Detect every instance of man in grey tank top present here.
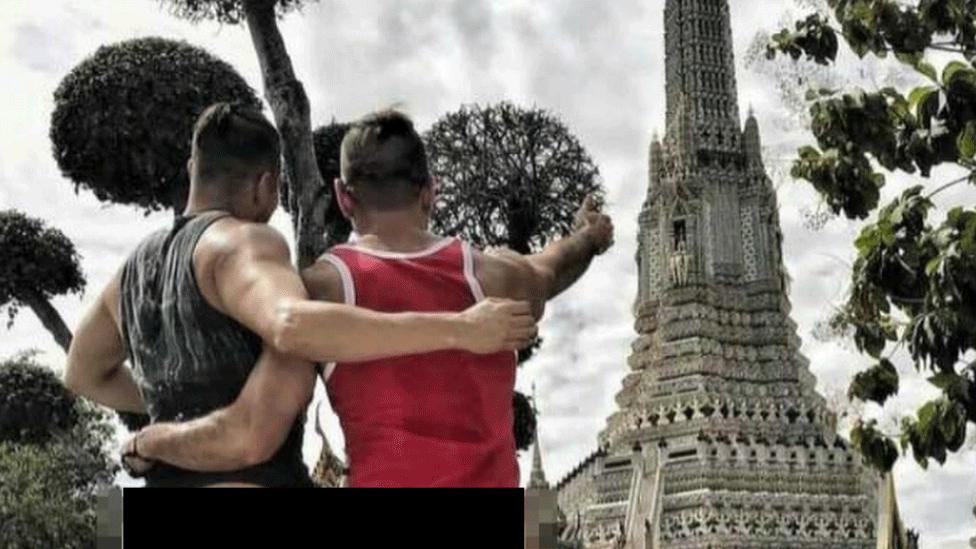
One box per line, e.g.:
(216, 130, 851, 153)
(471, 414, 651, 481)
(63, 102, 538, 487)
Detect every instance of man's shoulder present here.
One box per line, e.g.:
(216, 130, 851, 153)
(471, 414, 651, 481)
(198, 218, 289, 259)
(121, 226, 171, 272)
(471, 245, 530, 277)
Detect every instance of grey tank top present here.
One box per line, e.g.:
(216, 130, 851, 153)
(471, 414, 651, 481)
(120, 210, 311, 487)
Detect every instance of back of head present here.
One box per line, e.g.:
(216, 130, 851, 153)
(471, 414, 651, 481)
(191, 102, 281, 188)
(340, 109, 431, 210)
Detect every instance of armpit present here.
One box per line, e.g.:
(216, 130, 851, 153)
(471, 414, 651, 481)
(300, 260, 345, 303)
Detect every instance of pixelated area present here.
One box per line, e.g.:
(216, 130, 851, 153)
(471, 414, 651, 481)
(525, 489, 559, 549)
(96, 485, 122, 549)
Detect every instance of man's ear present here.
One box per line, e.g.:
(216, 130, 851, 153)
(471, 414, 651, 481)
(420, 177, 436, 214)
(256, 171, 277, 205)
(334, 178, 354, 220)
(186, 158, 194, 178)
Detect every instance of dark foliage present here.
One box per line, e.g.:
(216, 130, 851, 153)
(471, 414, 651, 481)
(767, 0, 976, 471)
(513, 389, 538, 452)
(517, 336, 543, 365)
(425, 102, 603, 254)
(849, 358, 900, 406)
(156, 0, 315, 25)
(0, 354, 118, 548)
(851, 419, 900, 473)
(51, 37, 261, 213)
(0, 210, 84, 327)
(0, 353, 78, 444)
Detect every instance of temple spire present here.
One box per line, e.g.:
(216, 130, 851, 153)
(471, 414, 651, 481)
(664, 0, 742, 159)
(528, 383, 550, 490)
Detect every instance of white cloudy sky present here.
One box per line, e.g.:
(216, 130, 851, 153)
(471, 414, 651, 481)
(1, 1, 974, 546)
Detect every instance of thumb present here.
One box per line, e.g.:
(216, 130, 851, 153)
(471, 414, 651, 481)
(581, 194, 597, 212)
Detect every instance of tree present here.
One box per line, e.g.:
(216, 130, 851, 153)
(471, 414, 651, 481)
(0, 351, 79, 444)
(426, 102, 604, 450)
(50, 36, 258, 430)
(0, 211, 84, 353)
(426, 102, 603, 255)
(766, 0, 976, 472)
(157, 0, 333, 267)
(0, 353, 117, 548)
(744, 0, 920, 231)
(51, 36, 262, 214)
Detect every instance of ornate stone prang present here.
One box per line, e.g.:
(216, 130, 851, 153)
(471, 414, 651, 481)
(556, 0, 880, 547)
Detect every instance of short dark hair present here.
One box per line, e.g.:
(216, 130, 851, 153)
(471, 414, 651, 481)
(191, 102, 281, 186)
(340, 109, 431, 210)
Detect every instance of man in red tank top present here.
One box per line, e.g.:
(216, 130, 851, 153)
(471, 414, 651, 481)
(302, 109, 614, 487)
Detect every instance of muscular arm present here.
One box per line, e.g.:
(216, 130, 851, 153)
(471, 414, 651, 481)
(475, 196, 613, 319)
(526, 231, 601, 299)
(136, 346, 315, 471)
(125, 222, 535, 474)
(63, 268, 145, 413)
(474, 234, 595, 320)
(206, 221, 534, 362)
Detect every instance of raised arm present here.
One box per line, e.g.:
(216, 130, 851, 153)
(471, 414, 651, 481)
(527, 195, 614, 298)
(63, 268, 145, 413)
(128, 345, 315, 472)
(474, 195, 614, 319)
(206, 220, 537, 363)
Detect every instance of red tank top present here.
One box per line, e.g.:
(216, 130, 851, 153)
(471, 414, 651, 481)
(322, 236, 519, 487)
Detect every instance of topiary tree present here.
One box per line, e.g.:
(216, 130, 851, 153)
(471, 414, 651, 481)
(0, 352, 117, 548)
(0, 211, 148, 431)
(425, 102, 604, 451)
(0, 351, 78, 444)
(156, 0, 332, 266)
(0, 211, 84, 353)
(425, 102, 603, 255)
(766, 0, 976, 472)
(51, 36, 262, 214)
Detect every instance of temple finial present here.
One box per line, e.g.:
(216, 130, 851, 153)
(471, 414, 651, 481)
(528, 382, 550, 489)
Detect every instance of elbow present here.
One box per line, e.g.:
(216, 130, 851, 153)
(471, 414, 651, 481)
(272, 300, 346, 362)
(271, 301, 304, 358)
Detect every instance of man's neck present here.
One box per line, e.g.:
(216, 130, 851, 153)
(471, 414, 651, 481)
(351, 212, 438, 253)
(183, 188, 235, 217)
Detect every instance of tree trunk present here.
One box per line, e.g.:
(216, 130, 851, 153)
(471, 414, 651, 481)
(20, 290, 72, 353)
(242, 0, 330, 268)
(241, 0, 339, 470)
